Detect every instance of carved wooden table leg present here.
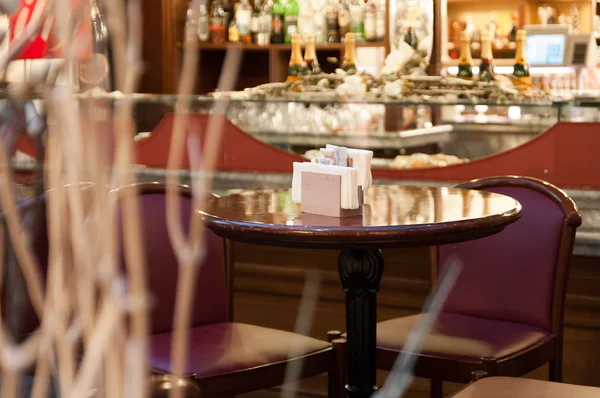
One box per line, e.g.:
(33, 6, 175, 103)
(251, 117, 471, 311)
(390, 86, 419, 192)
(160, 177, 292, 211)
(338, 249, 384, 398)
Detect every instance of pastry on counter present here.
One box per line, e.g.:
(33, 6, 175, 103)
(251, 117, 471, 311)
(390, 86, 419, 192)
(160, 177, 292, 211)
(390, 153, 467, 169)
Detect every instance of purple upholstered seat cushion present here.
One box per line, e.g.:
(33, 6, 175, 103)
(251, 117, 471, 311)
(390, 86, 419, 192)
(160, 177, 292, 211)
(150, 322, 331, 378)
(376, 313, 552, 360)
(134, 194, 229, 333)
(438, 186, 565, 332)
(453, 377, 600, 398)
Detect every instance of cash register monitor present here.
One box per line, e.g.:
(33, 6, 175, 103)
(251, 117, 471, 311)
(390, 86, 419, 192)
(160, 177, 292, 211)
(524, 25, 569, 66)
(566, 33, 595, 68)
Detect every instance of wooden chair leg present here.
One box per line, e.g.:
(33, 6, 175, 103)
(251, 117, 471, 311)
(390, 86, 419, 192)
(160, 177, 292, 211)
(327, 334, 346, 398)
(549, 358, 562, 382)
(430, 379, 443, 398)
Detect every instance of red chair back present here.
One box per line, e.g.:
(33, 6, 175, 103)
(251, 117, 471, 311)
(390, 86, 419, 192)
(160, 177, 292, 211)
(118, 183, 229, 334)
(437, 176, 581, 333)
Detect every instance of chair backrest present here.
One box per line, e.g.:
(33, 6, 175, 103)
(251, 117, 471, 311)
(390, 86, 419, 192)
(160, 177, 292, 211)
(436, 176, 581, 333)
(116, 183, 230, 334)
(3, 183, 94, 341)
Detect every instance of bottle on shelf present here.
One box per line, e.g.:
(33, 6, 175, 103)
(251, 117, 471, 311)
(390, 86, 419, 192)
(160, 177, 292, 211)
(325, 0, 339, 42)
(303, 34, 322, 74)
(364, 0, 376, 42)
(251, 0, 262, 43)
(209, 0, 227, 43)
(271, 0, 285, 43)
(457, 30, 473, 80)
(512, 29, 531, 91)
(478, 30, 495, 82)
(287, 33, 306, 82)
(222, 0, 232, 33)
(571, 3, 579, 33)
(237, 0, 253, 43)
(198, 3, 210, 42)
(228, 12, 240, 41)
(313, 0, 328, 43)
(338, 0, 350, 41)
(342, 32, 358, 73)
(375, 0, 385, 42)
(258, 0, 273, 44)
(508, 12, 518, 42)
(298, 0, 315, 38)
(184, 0, 199, 44)
(348, 0, 365, 40)
(284, 0, 299, 43)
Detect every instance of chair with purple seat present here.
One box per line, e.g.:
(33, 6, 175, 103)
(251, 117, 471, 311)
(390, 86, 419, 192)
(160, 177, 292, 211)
(114, 183, 345, 398)
(375, 176, 582, 398)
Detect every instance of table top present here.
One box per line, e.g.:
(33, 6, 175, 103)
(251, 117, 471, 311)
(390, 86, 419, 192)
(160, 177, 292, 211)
(200, 185, 522, 249)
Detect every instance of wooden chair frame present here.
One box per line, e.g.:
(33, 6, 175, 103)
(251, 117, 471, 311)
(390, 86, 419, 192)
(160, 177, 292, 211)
(376, 176, 582, 397)
(128, 183, 346, 398)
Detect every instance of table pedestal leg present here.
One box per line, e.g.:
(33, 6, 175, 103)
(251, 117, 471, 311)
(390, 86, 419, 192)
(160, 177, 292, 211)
(338, 249, 384, 398)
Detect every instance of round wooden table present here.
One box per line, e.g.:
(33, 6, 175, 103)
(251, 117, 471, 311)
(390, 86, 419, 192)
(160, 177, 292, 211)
(200, 185, 522, 397)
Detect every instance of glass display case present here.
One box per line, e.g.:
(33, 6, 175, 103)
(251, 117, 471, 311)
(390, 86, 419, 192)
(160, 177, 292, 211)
(10, 94, 600, 185)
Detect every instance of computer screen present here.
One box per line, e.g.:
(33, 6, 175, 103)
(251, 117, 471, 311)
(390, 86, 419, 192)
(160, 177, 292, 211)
(526, 33, 567, 65)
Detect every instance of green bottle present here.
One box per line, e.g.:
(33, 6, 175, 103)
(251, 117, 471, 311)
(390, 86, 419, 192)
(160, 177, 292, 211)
(271, 0, 285, 43)
(284, 0, 299, 43)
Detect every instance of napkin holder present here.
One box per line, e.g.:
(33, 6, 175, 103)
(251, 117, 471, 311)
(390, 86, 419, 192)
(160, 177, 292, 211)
(301, 171, 363, 218)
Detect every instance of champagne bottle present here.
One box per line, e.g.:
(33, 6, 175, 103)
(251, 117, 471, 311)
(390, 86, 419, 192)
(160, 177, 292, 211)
(287, 33, 305, 82)
(478, 30, 495, 82)
(271, 0, 285, 43)
(342, 32, 357, 73)
(303, 34, 322, 74)
(512, 29, 531, 91)
(457, 30, 473, 80)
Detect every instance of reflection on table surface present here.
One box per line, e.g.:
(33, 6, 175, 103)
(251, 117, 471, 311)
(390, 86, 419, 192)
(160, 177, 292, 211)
(202, 185, 520, 229)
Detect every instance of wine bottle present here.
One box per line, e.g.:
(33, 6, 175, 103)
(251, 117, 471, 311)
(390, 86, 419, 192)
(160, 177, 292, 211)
(512, 29, 531, 91)
(457, 30, 473, 80)
(287, 33, 305, 82)
(303, 34, 322, 74)
(342, 32, 357, 73)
